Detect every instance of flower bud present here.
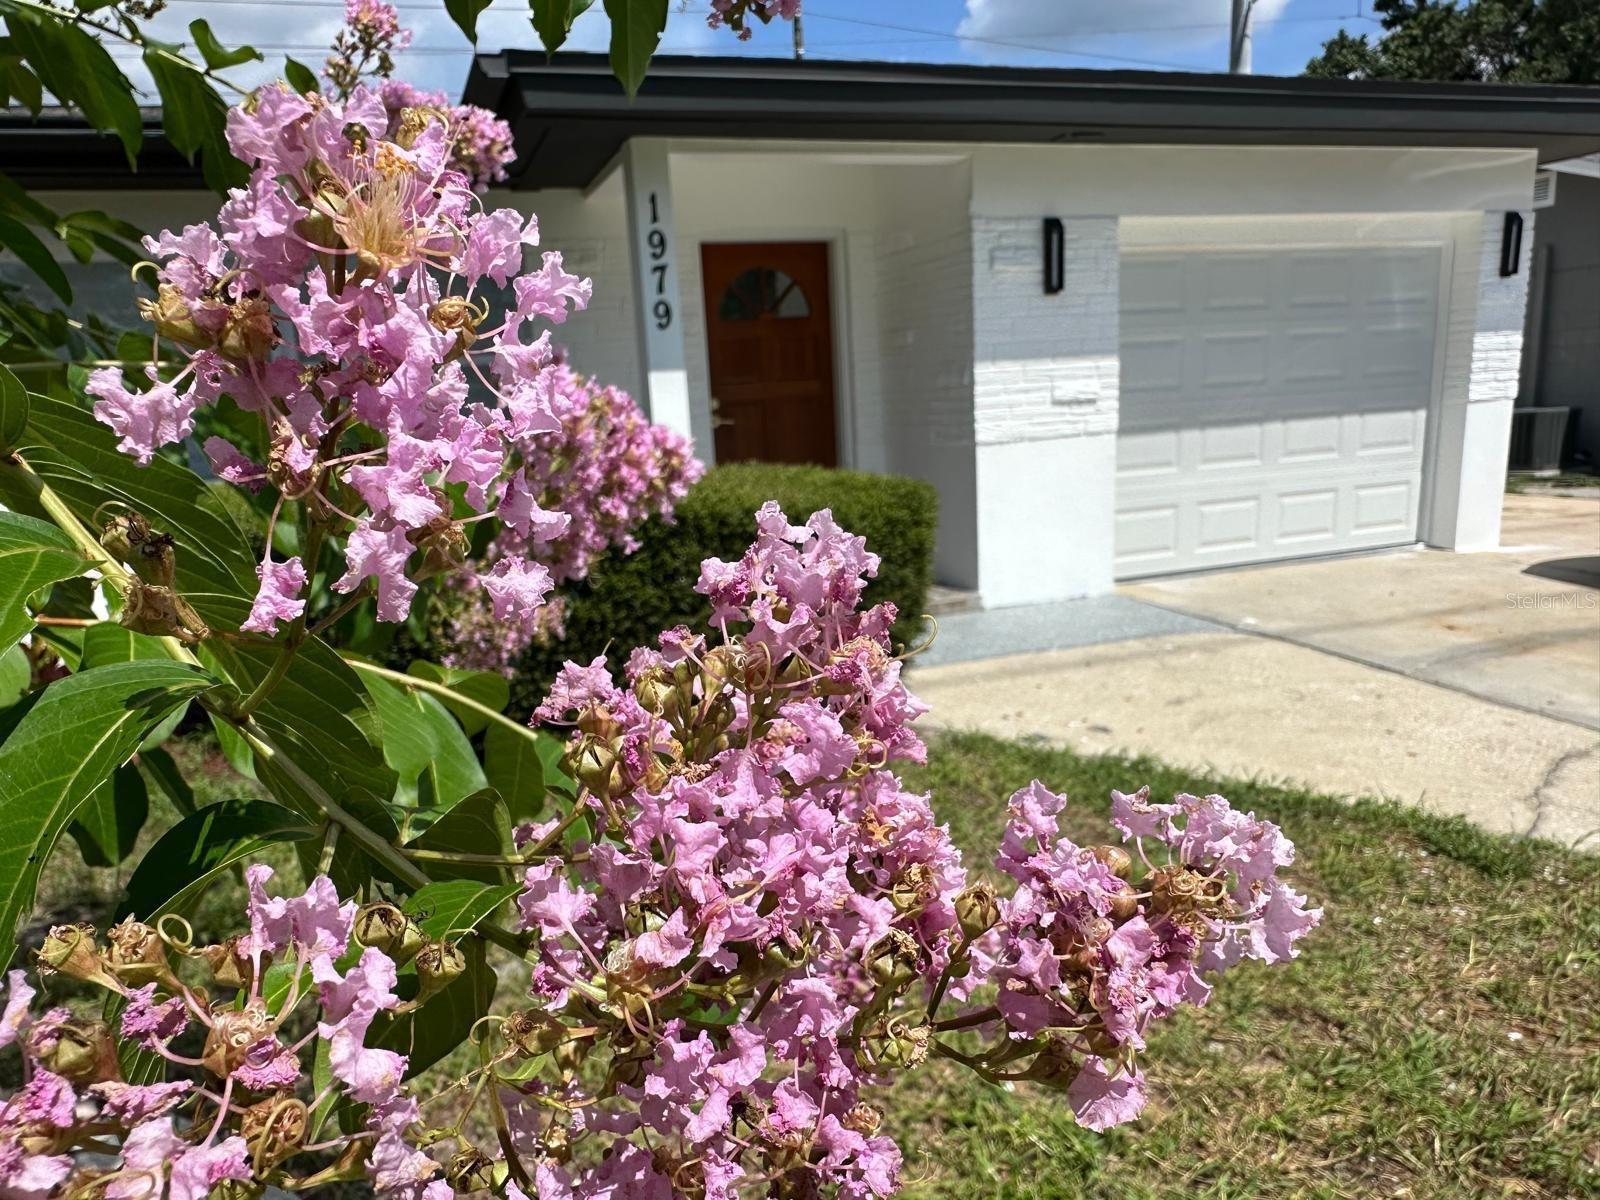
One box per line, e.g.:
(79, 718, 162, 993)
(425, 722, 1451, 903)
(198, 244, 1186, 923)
(413, 517, 469, 581)
(865, 929, 921, 993)
(571, 739, 618, 799)
(445, 1147, 496, 1194)
(954, 881, 1001, 940)
(632, 669, 676, 718)
(1090, 844, 1134, 880)
(354, 902, 424, 966)
(413, 939, 466, 1004)
(36, 924, 118, 990)
(106, 919, 177, 988)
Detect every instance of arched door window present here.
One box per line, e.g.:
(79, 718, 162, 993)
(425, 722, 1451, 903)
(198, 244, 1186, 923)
(717, 267, 811, 321)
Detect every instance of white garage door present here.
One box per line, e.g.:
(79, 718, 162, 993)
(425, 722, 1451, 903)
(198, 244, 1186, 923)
(1115, 245, 1441, 577)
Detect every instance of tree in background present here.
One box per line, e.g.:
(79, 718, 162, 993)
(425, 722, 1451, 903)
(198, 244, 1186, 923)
(1305, 0, 1600, 84)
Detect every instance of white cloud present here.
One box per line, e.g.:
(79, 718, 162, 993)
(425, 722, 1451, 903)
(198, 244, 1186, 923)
(957, 0, 1291, 65)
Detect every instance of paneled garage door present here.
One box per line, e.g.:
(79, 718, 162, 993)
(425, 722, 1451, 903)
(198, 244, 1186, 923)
(1115, 245, 1441, 578)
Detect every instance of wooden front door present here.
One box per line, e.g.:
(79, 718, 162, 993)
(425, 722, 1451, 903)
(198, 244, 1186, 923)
(700, 242, 837, 466)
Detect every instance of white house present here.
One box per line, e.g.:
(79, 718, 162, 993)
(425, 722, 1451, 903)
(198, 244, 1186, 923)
(13, 55, 1600, 607)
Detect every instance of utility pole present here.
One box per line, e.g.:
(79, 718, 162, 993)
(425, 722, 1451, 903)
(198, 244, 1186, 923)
(793, 11, 805, 59)
(1229, 0, 1253, 73)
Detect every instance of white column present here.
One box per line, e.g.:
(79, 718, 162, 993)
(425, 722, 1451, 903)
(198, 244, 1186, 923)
(970, 216, 1120, 606)
(1426, 209, 1534, 551)
(620, 139, 693, 438)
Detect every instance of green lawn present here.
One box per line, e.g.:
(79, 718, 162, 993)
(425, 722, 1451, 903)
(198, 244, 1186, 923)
(893, 732, 1600, 1200)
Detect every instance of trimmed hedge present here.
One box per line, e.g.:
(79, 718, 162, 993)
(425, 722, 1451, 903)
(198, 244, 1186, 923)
(500, 463, 938, 716)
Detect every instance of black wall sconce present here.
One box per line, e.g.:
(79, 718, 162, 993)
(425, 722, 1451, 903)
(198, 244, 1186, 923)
(1043, 217, 1065, 295)
(1499, 211, 1523, 277)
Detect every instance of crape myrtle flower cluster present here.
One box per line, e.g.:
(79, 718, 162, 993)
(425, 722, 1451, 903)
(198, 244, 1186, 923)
(0, 868, 451, 1200)
(440, 363, 703, 674)
(707, 0, 802, 40)
(0, 507, 1317, 1200)
(85, 75, 599, 641)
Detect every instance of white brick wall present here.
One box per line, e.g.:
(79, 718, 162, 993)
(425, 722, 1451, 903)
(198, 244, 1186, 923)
(971, 217, 1119, 445)
(1468, 210, 1534, 404)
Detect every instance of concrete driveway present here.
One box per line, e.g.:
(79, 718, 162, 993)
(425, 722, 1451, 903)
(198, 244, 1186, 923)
(910, 494, 1600, 849)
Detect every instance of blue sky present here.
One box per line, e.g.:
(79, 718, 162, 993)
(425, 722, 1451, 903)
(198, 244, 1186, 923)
(110, 0, 1385, 99)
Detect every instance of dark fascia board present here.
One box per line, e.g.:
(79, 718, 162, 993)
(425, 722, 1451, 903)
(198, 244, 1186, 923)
(0, 111, 201, 190)
(466, 51, 1600, 190)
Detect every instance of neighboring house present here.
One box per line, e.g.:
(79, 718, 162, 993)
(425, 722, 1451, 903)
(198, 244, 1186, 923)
(1520, 154, 1600, 469)
(6, 56, 1600, 607)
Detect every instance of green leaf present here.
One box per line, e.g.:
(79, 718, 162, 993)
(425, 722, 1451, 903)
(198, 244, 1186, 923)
(403, 879, 520, 940)
(603, 0, 667, 97)
(188, 19, 261, 70)
(0, 1, 142, 164)
(484, 719, 545, 824)
(405, 661, 509, 736)
(0, 659, 212, 961)
(283, 57, 319, 95)
(81, 621, 190, 749)
(364, 674, 486, 811)
(531, 0, 595, 53)
(0, 361, 24, 455)
(17, 392, 260, 608)
(143, 43, 248, 195)
(446, 0, 494, 42)
(137, 745, 195, 817)
(118, 798, 314, 921)
(0, 55, 42, 114)
(208, 712, 256, 779)
(0, 510, 89, 652)
(66, 762, 148, 867)
(0, 213, 70, 303)
(403, 787, 511, 883)
(0, 644, 28, 709)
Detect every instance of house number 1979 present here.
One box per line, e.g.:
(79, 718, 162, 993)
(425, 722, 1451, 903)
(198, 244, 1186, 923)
(646, 191, 672, 331)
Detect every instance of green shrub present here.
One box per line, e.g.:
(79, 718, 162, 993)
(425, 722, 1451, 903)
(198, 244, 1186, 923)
(492, 463, 937, 716)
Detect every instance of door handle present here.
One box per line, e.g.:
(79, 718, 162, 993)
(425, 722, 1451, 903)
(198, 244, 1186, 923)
(710, 396, 735, 430)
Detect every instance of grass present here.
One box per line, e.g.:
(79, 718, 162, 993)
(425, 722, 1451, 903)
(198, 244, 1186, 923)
(1506, 471, 1600, 493)
(889, 732, 1600, 1200)
(23, 731, 1600, 1198)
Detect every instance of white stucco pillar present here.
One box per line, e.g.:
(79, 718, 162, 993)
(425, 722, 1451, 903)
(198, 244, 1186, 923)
(970, 216, 1120, 606)
(1425, 209, 1534, 552)
(620, 139, 693, 437)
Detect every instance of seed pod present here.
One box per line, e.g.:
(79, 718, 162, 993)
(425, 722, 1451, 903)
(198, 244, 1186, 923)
(354, 902, 424, 966)
(504, 1010, 570, 1058)
(445, 1147, 496, 1194)
(1090, 844, 1134, 879)
(859, 1021, 931, 1071)
(202, 1003, 274, 1077)
(954, 881, 1001, 939)
(1107, 885, 1140, 923)
(841, 1102, 883, 1136)
(106, 919, 177, 989)
(218, 296, 277, 361)
(36, 924, 117, 990)
(890, 863, 937, 915)
(865, 929, 921, 992)
(413, 939, 466, 1004)
(202, 936, 255, 990)
(240, 1095, 308, 1168)
(37, 1020, 119, 1083)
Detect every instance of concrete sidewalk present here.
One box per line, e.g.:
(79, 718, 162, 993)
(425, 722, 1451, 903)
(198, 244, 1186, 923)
(909, 495, 1600, 849)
